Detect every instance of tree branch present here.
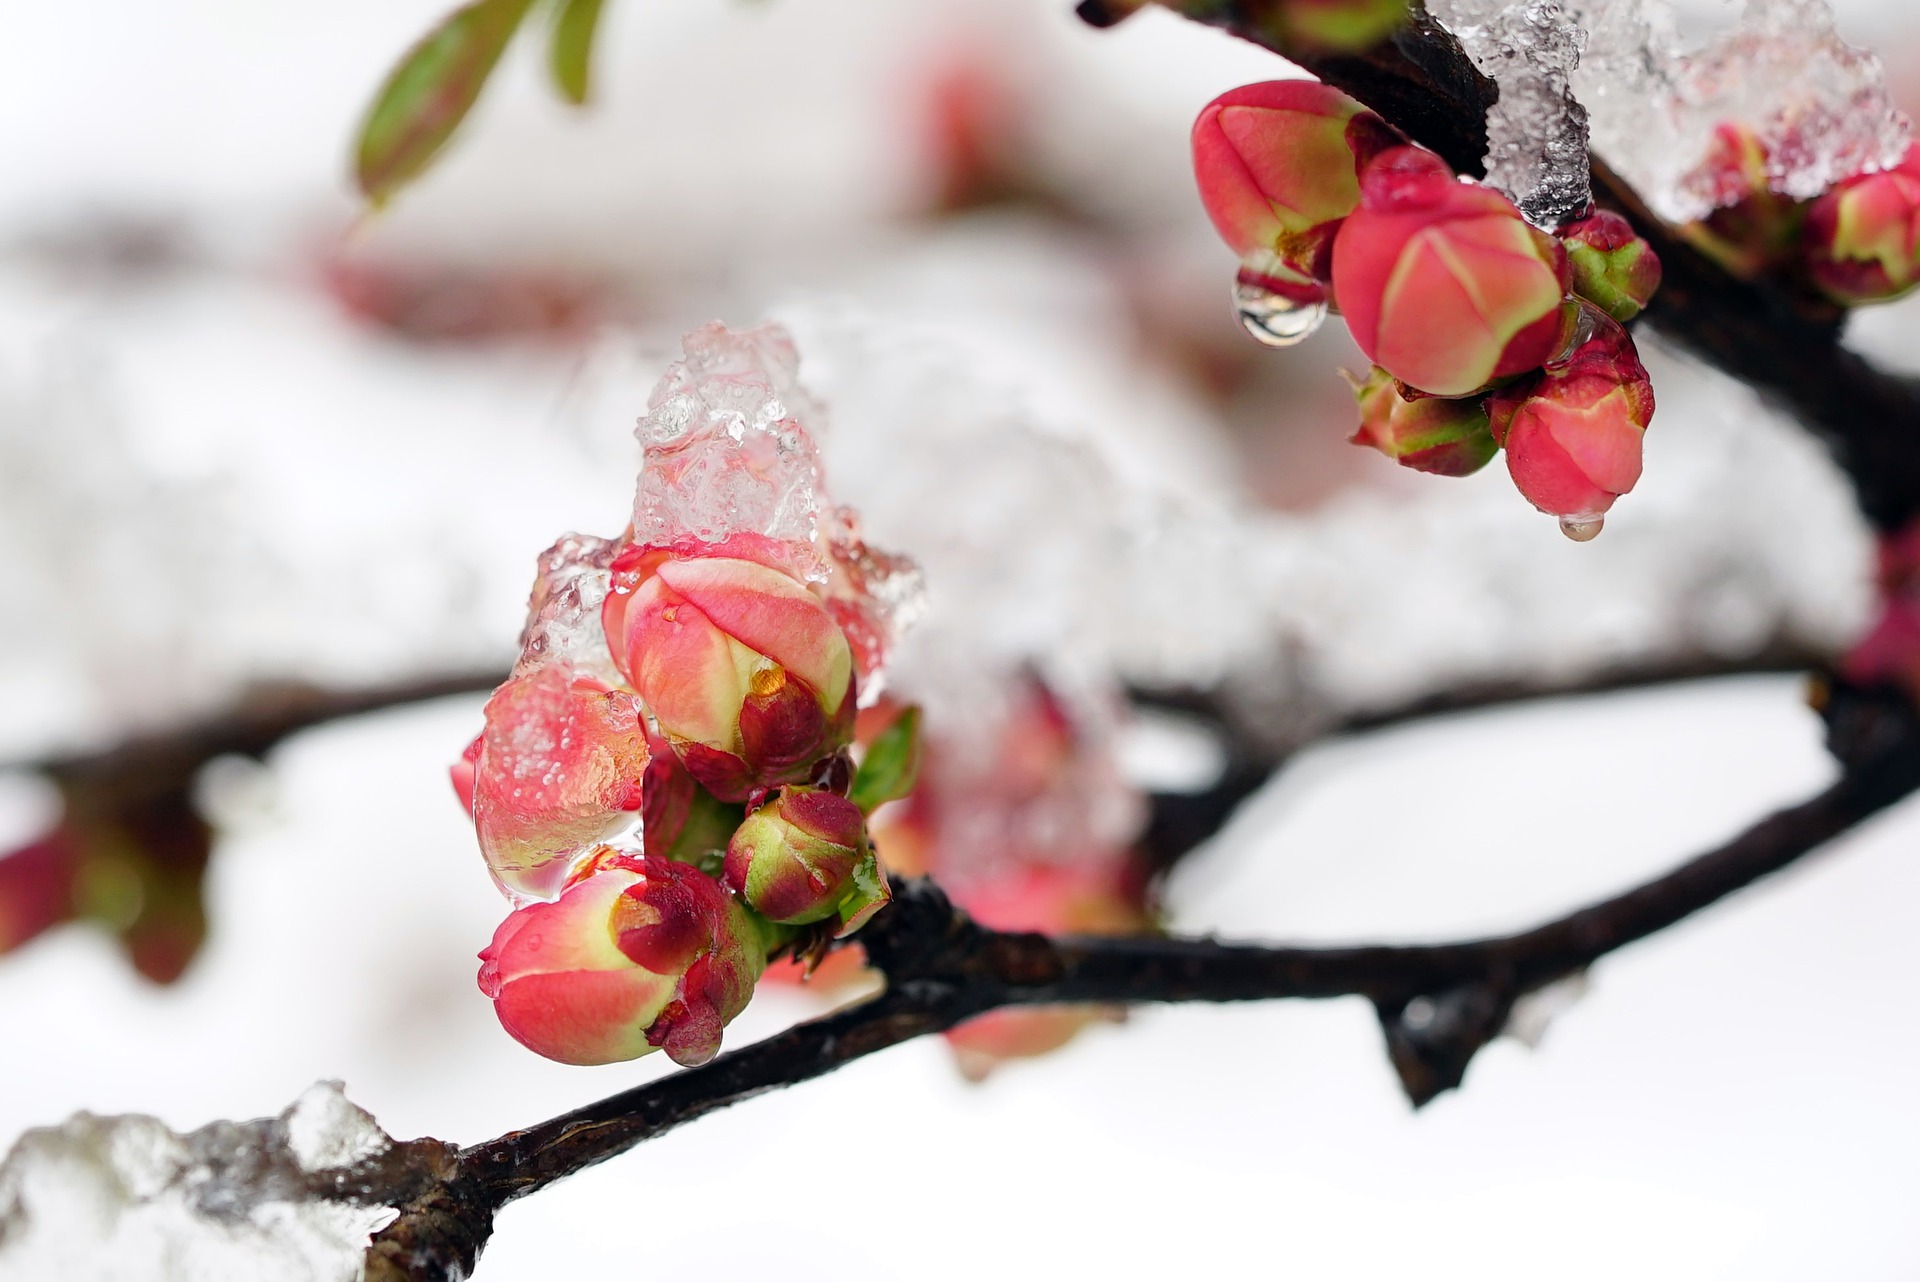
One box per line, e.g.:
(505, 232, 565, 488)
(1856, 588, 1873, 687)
(1141, 0, 1920, 530)
(365, 676, 1920, 1279)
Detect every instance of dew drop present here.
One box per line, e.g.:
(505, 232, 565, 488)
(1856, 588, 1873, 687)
(1233, 279, 1327, 348)
(1558, 514, 1604, 542)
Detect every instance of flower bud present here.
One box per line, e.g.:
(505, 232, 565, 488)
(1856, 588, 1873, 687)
(1192, 81, 1398, 285)
(1841, 520, 1920, 700)
(1677, 123, 1804, 278)
(470, 667, 647, 902)
(450, 733, 481, 816)
(1558, 211, 1662, 321)
(1803, 143, 1920, 305)
(1332, 147, 1570, 396)
(603, 545, 856, 803)
(725, 787, 889, 933)
(477, 850, 766, 1067)
(1489, 313, 1654, 535)
(641, 733, 744, 866)
(0, 828, 79, 955)
(1348, 366, 1497, 476)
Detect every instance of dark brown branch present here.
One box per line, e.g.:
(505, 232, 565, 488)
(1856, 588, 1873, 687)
(367, 678, 1920, 1279)
(1147, 0, 1920, 530)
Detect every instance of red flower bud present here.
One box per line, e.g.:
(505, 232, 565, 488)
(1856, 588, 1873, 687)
(471, 668, 647, 902)
(1842, 519, 1920, 700)
(1192, 81, 1398, 285)
(1804, 143, 1920, 305)
(1332, 147, 1570, 396)
(640, 733, 745, 866)
(477, 850, 766, 1067)
(1558, 211, 1663, 322)
(603, 545, 856, 803)
(1489, 312, 1654, 538)
(0, 828, 80, 955)
(450, 733, 481, 816)
(724, 787, 889, 933)
(1348, 366, 1497, 476)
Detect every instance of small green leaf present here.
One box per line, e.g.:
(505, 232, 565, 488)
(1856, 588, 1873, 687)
(355, 0, 537, 207)
(548, 0, 605, 106)
(849, 706, 921, 815)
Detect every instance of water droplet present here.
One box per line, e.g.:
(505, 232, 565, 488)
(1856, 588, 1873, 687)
(1558, 514, 1605, 541)
(1233, 280, 1327, 348)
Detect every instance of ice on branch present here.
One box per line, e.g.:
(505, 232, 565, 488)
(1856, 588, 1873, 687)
(1427, 0, 1592, 226)
(0, 1082, 445, 1282)
(1567, 0, 1908, 223)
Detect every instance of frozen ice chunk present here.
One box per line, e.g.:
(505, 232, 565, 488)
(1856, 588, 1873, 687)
(1569, 0, 1908, 223)
(1429, 0, 1592, 226)
(634, 323, 830, 554)
(0, 1082, 441, 1282)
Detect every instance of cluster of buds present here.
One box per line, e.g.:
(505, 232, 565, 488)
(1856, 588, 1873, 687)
(455, 325, 917, 1068)
(1677, 123, 1920, 308)
(1193, 80, 1664, 538)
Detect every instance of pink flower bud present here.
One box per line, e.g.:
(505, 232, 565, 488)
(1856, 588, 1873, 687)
(1558, 211, 1663, 321)
(1348, 366, 1497, 476)
(450, 733, 481, 816)
(1804, 143, 1920, 305)
(724, 787, 889, 933)
(477, 850, 767, 1067)
(1489, 313, 1654, 536)
(1192, 81, 1398, 284)
(1331, 146, 1570, 396)
(470, 668, 647, 902)
(603, 545, 856, 803)
(1842, 520, 1920, 699)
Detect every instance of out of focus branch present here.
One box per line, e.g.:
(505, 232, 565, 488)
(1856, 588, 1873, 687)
(366, 678, 1920, 1280)
(1121, 0, 1920, 530)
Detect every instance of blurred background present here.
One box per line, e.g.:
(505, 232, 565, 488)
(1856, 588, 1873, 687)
(4, 0, 1920, 1277)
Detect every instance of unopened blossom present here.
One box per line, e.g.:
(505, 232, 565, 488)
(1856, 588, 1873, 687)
(470, 667, 648, 902)
(1804, 144, 1920, 305)
(1489, 312, 1654, 536)
(1678, 123, 1805, 278)
(725, 787, 888, 933)
(1558, 211, 1663, 322)
(1348, 366, 1497, 476)
(1192, 80, 1399, 301)
(478, 849, 767, 1067)
(603, 541, 855, 803)
(1332, 146, 1569, 397)
(0, 829, 79, 955)
(640, 732, 744, 866)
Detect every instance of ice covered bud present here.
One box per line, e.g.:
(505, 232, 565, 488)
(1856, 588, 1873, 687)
(1559, 211, 1662, 322)
(1348, 366, 1496, 476)
(1489, 314, 1654, 537)
(1678, 124, 1805, 278)
(470, 668, 647, 901)
(725, 787, 888, 933)
(604, 545, 855, 803)
(450, 734, 480, 816)
(1332, 147, 1569, 397)
(477, 850, 766, 1067)
(1803, 144, 1920, 306)
(1192, 80, 1397, 295)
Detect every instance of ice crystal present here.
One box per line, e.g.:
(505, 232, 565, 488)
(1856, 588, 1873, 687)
(1567, 0, 1908, 223)
(514, 533, 622, 686)
(1428, 0, 1593, 226)
(0, 1083, 434, 1282)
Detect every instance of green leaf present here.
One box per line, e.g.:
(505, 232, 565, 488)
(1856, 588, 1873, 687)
(548, 0, 605, 106)
(849, 706, 921, 815)
(354, 0, 537, 207)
